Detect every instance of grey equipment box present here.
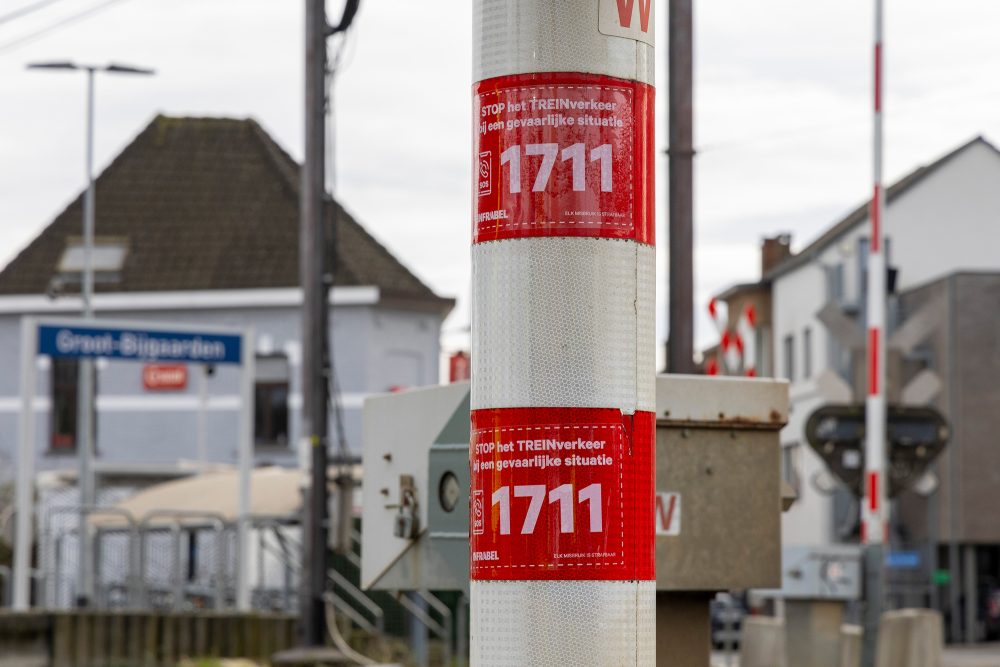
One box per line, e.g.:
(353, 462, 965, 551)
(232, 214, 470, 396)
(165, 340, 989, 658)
(654, 374, 788, 591)
(361, 375, 789, 594)
(777, 544, 862, 601)
(361, 382, 471, 591)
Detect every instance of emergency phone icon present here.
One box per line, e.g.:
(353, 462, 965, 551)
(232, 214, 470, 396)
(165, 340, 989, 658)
(478, 151, 492, 197)
(472, 489, 485, 535)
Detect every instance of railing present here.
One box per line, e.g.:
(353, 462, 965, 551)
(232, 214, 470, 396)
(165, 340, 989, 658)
(0, 565, 44, 609)
(395, 589, 452, 667)
(42, 505, 141, 609)
(327, 569, 385, 636)
(136, 509, 228, 611)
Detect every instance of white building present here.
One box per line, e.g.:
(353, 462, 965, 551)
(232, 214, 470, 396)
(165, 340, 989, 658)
(764, 136, 1000, 548)
(0, 115, 454, 609)
(0, 115, 454, 483)
(713, 137, 1000, 638)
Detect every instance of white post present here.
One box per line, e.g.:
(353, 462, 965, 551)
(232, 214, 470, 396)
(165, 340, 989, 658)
(197, 364, 209, 469)
(76, 66, 98, 607)
(13, 317, 38, 611)
(470, 1, 656, 663)
(236, 328, 255, 611)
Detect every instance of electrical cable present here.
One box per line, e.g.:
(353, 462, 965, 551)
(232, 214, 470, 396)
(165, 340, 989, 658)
(323, 2, 360, 461)
(323, 593, 379, 665)
(327, 0, 359, 35)
(0, 0, 68, 27)
(323, 5, 361, 579)
(325, 33, 350, 459)
(0, 0, 136, 55)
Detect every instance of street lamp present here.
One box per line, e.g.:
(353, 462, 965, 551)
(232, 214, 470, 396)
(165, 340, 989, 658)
(27, 61, 154, 608)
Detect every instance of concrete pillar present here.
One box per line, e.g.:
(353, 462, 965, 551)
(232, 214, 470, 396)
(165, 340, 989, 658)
(785, 600, 845, 667)
(839, 624, 861, 667)
(739, 616, 785, 667)
(875, 609, 944, 667)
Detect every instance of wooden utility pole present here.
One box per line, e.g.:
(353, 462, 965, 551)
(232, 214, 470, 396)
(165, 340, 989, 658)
(300, 0, 330, 646)
(667, 0, 695, 374)
(661, 4, 707, 663)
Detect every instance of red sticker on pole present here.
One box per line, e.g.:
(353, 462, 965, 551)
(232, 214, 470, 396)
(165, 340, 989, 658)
(473, 73, 654, 245)
(470, 407, 655, 581)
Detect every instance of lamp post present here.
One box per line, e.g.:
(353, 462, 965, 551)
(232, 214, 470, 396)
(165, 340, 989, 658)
(26, 61, 154, 607)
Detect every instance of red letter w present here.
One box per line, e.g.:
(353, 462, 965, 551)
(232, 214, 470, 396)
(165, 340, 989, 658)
(616, 0, 652, 33)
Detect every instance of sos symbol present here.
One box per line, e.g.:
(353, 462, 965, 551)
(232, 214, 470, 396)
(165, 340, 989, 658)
(473, 490, 485, 535)
(478, 151, 492, 197)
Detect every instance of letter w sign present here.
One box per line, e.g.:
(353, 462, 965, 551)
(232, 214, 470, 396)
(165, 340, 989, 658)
(599, 0, 655, 47)
(655, 492, 681, 536)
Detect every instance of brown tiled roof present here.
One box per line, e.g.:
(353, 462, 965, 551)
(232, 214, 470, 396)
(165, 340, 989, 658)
(0, 115, 452, 311)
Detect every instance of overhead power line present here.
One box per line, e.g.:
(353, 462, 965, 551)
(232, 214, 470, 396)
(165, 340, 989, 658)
(327, 0, 359, 35)
(0, 0, 136, 55)
(0, 0, 69, 27)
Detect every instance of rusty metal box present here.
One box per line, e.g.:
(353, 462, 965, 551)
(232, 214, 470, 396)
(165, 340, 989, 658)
(654, 375, 788, 591)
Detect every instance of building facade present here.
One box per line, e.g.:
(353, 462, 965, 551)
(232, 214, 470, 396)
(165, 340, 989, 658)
(713, 137, 1000, 640)
(0, 115, 453, 485)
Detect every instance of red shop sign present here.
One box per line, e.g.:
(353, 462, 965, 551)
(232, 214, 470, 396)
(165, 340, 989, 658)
(142, 364, 188, 391)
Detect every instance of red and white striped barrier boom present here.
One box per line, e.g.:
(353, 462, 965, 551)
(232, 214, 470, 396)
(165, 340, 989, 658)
(861, 1, 888, 664)
(864, 0, 888, 553)
(471, 0, 656, 664)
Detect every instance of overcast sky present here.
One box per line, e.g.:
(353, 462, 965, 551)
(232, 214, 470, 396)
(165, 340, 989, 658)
(3, 0, 1000, 361)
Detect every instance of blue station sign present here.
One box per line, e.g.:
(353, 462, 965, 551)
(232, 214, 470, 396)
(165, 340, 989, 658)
(885, 551, 922, 570)
(38, 323, 242, 365)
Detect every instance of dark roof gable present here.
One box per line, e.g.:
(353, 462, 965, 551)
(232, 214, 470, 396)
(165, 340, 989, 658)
(0, 115, 450, 308)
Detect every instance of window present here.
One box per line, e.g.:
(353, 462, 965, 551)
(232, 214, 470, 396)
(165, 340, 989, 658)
(50, 358, 78, 451)
(53, 237, 129, 289)
(57, 240, 128, 274)
(255, 355, 289, 447)
(756, 324, 773, 377)
(803, 327, 813, 379)
(782, 443, 802, 495)
(858, 238, 870, 321)
(783, 334, 795, 382)
(829, 263, 845, 304)
(755, 327, 765, 376)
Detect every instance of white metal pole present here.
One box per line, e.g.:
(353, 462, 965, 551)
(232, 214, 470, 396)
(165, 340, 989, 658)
(13, 317, 38, 611)
(862, 0, 888, 664)
(470, 1, 656, 663)
(82, 69, 95, 320)
(198, 365, 209, 469)
(236, 328, 255, 611)
(76, 66, 98, 607)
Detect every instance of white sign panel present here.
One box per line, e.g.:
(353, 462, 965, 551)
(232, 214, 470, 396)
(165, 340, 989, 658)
(655, 491, 681, 536)
(599, 0, 655, 47)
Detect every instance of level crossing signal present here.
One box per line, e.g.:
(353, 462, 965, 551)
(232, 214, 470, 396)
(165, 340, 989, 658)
(805, 404, 949, 499)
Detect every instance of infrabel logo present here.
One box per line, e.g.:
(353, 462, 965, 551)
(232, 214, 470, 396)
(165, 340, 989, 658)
(478, 151, 492, 197)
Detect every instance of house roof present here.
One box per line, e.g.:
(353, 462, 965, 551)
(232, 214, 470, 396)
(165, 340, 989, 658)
(716, 281, 768, 302)
(763, 135, 1000, 282)
(0, 115, 452, 312)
